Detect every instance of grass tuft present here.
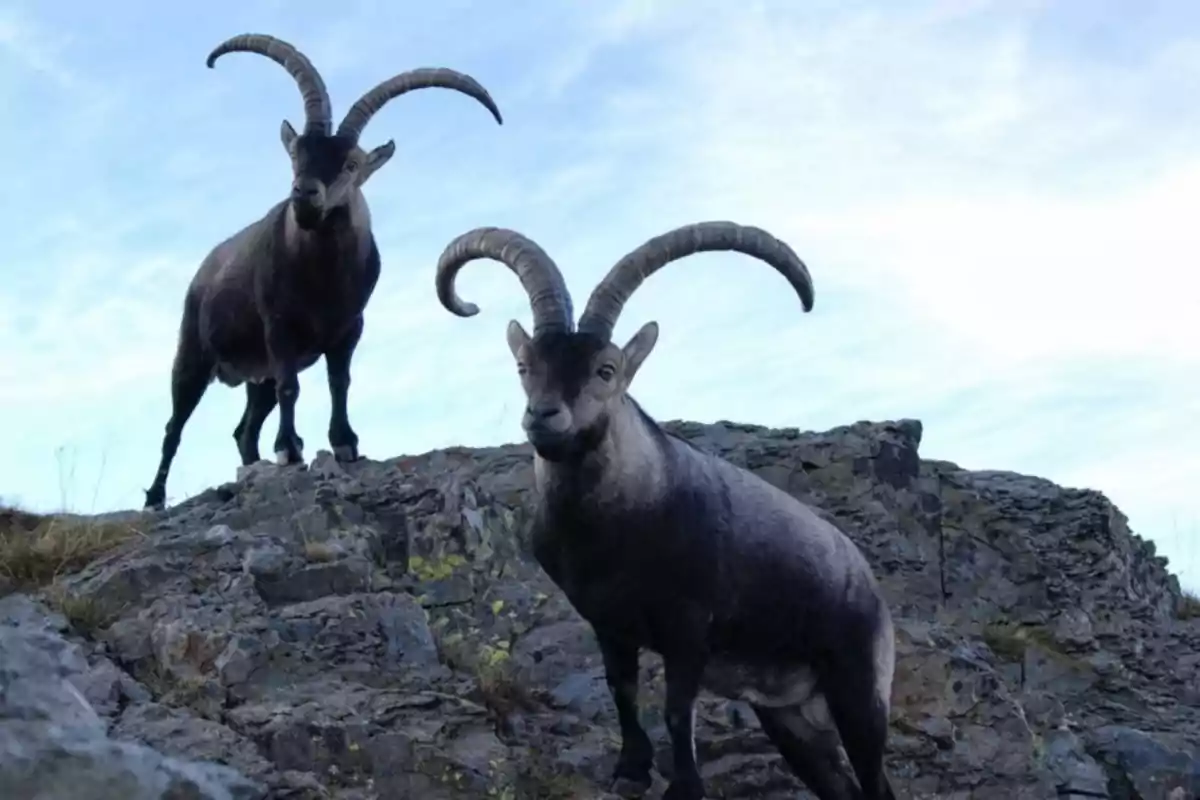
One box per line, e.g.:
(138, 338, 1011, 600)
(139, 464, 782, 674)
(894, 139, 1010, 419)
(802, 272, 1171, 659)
(42, 582, 126, 636)
(302, 538, 340, 563)
(982, 621, 1066, 662)
(1178, 591, 1200, 620)
(0, 504, 145, 592)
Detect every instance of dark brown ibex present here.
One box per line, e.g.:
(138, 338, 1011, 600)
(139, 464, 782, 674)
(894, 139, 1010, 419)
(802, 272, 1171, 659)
(145, 33, 503, 509)
(434, 223, 898, 800)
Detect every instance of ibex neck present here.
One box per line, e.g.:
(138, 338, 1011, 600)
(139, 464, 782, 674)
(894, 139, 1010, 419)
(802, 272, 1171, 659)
(534, 396, 667, 510)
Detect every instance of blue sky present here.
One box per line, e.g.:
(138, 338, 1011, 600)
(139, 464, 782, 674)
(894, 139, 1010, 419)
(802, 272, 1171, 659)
(1, 0, 1197, 590)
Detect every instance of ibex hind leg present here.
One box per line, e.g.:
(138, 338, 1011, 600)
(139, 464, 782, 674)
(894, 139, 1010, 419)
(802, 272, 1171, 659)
(145, 339, 213, 510)
(823, 663, 896, 800)
(753, 700, 864, 800)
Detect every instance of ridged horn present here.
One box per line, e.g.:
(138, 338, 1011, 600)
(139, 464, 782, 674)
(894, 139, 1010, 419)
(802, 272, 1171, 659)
(206, 34, 332, 135)
(337, 67, 503, 141)
(577, 221, 815, 340)
(435, 227, 574, 336)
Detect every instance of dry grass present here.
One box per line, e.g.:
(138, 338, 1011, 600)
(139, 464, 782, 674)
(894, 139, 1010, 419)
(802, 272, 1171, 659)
(431, 617, 541, 728)
(982, 621, 1063, 662)
(41, 582, 126, 636)
(1178, 591, 1200, 620)
(0, 504, 145, 592)
(474, 646, 541, 721)
(302, 538, 340, 562)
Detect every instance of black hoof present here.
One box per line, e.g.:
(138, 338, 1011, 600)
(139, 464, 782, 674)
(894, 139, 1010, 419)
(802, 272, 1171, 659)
(662, 777, 705, 800)
(237, 442, 261, 466)
(273, 445, 305, 466)
(610, 776, 652, 798)
(144, 488, 165, 510)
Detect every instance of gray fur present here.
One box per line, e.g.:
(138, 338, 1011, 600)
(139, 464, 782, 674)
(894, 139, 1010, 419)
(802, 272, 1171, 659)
(435, 221, 898, 799)
(143, 33, 503, 510)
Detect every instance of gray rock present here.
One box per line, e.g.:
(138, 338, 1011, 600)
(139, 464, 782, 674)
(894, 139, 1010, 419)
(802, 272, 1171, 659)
(1044, 728, 1110, 798)
(0, 598, 263, 799)
(1088, 725, 1200, 800)
(254, 558, 374, 606)
(2, 417, 1196, 798)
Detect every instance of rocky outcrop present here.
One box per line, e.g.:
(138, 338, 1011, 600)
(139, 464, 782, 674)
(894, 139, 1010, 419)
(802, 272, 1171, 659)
(0, 593, 261, 799)
(2, 418, 1198, 799)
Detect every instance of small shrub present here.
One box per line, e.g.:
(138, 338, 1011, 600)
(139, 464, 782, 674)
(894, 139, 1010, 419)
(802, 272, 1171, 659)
(302, 538, 340, 562)
(1177, 591, 1200, 620)
(510, 760, 598, 800)
(42, 582, 124, 636)
(431, 619, 540, 726)
(0, 505, 144, 591)
(479, 748, 599, 800)
(474, 643, 539, 720)
(982, 621, 1071, 660)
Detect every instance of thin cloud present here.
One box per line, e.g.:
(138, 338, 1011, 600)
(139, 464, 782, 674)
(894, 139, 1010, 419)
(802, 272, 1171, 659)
(0, 8, 77, 88)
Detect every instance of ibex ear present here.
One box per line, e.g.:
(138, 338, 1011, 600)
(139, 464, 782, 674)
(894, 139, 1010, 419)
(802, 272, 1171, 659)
(621, 321, 659, 382)
(506, 320, 531, 361)
(364, 140, 396, 176)
(280, 120, 298, 152)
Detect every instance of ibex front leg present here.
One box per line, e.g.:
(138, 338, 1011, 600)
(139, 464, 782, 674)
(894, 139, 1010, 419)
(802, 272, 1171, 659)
(266, 324, 305, 466)
(596, 632, 655, 796)
(325, 317, 363, 462)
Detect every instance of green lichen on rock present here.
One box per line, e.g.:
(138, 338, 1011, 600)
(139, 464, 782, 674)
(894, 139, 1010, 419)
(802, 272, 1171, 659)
(409, 552, 469, 582)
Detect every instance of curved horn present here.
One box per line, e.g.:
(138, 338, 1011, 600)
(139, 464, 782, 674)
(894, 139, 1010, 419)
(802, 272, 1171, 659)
(206, 34, 332, 135)
(436, 227, 574, 336)
(577, 221, 815, 340)
(337, 67, 503, 141)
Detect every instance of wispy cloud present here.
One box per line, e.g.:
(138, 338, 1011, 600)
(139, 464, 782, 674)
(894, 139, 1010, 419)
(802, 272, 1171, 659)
(0, 7, 78, 89)
(1, 0, 1197, 590)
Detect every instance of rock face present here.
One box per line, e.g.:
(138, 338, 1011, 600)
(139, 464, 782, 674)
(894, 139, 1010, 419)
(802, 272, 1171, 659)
(2, 418, 1198, 799)
(0, 593, 262, 800)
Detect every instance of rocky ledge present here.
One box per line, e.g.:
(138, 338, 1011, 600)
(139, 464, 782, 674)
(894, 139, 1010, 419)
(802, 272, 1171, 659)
(2, 418, 1198, 799)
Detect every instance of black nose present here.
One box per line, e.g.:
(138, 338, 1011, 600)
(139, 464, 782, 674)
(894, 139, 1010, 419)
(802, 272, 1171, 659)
(291, 179, 322, 201)
(528, 405, 561, 421)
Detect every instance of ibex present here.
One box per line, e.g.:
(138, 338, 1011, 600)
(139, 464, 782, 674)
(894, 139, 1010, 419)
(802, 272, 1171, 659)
(434, 222, 898, 800)
(144, 33, 503, 509)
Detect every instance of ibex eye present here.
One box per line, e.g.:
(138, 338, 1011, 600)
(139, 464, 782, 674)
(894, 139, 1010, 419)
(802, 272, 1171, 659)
(346, 161, 359, 172)
(596, 365, 616, 381)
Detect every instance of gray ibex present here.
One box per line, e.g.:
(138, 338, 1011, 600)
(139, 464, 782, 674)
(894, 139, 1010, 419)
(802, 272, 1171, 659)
(144, 33, 503, 509)
(434, 223, 898, 800)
